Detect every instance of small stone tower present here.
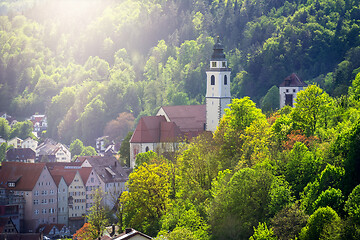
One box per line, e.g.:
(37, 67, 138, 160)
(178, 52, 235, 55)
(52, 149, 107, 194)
(206, 37, 231, 132)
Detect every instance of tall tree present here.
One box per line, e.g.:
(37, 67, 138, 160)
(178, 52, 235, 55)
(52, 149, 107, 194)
(120, 162, 171, 236)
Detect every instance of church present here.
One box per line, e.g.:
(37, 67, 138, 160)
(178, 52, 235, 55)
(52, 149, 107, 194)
(129, 37, 231, 168)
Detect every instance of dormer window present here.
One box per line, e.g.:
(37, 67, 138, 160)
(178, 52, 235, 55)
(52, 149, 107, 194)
(8, 182, 15, 187)
(212, 62, 217, 68)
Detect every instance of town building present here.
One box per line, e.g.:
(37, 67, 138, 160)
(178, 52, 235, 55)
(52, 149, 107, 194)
(6, 148, 36, 163)
(279, 73, 307, 108)
(129, 37, 231, 168)
(36, 139, 71, 162)
(7, 137, 23, 149)
(76, 156, 128, 210)
(0, 162, 57, 232)
(21, 137, 38, 152)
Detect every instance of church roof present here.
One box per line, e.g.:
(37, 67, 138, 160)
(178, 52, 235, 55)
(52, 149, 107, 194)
(158, 105, 206, 132)
(130, 114, 187, 143)
(279, 73, 307, 87)
(130, 116, 167, 143)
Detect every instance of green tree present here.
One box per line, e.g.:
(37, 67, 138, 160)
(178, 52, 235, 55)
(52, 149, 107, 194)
(299, 206, 342, 240)
(119, 131, 132, 167)
(9, 120, 35, 140)
(86, 188, 109, 239)
(208, 167, 273, 240)
(135, 151, 158, 168)
(285, 142, 321, 197)
(261, 85, 280, 113)
(291, 85, 334, 136)
(271, 202, 308, 240)
(344, 184, 360, 222)
(0, 118, 10, 140)
(0, 142, 7, 164)
(120, 162, 171, 236)
(81, 146, 97, 156)
(70, 139, 85, 158)
(250, 222, 277, 240)
(214, 97, 266, 169)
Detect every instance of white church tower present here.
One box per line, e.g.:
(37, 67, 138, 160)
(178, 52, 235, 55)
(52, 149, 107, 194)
(206, 37, 231, 132)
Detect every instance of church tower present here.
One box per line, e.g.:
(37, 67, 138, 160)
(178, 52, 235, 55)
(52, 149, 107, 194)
(206, 37, 231, 132)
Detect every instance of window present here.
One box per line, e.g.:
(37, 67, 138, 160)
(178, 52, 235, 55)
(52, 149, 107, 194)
(145, 146, 149, 152)
(33, 200, 39, 205)
(211, 75, 215, 85)
(42, 209, 46, 214)
(8, 182, 15, 187)
(293, 89, 296, 93)
(224, 75, 228, 85)
(222, 61, 226, 67)
(50, 190, 54, 195)
(212, 61, 216, 67)
(34, 191, 39, 196)
(286, 89, 289, 93)
(35, 210, 39, 215)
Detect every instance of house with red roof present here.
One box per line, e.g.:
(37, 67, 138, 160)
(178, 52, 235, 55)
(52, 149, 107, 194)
(0, 162, 57, 233)
(279, 73, 307, 108)
(129, 37, 232, 168)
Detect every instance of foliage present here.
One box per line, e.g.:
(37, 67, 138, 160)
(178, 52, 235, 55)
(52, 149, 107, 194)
(344, 184, 360, 222)
(0, 118, 10, 140)
(299, 206, 342, 240)
(291, 85, 334, 137)
(261, 85, 280, 113)
(86, 188, 109, 239)
(271, 202, 308, 240)
(208, 167, 274, 240)
(120, 162, 171, 237)
(249, 222, 277, 240)
(73, 223, 98, 240)
(9, 120, 35, 140)
(70, 139, 97, 160)
(135, 151, 158, 168)
(119, 131, 132, 167)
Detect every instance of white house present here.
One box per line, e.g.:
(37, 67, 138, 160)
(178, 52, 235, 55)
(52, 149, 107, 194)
(279, 73, 307, 109)
(8, 137, 23, 148)
(21, 137, 38, 152)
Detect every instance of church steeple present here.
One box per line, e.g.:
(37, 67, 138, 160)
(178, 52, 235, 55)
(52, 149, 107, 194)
(206, 37, 231, 132)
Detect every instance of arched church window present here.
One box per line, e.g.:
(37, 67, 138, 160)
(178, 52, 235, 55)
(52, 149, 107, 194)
(211, 75, 215, 85)
(224, 75, 228, 85)
(145, 146, 149, 152)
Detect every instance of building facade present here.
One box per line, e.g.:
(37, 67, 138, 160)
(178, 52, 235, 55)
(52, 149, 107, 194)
(206, 37, 231, 132)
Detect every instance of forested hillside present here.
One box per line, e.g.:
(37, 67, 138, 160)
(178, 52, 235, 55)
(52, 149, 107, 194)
(1, 0, 360, 145)
(2, 1, 360, 239)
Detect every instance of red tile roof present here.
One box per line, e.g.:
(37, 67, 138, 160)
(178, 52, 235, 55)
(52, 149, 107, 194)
(160, 121, 183, 142)
(279, 73, 307, 87)
(159, 105, 206, 132)
(130, 116, 167, 143)
(0, 162, 46, 191)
